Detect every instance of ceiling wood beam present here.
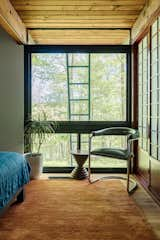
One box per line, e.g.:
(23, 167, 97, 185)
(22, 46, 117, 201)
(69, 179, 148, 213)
(30, 29, 129, 36)
(0, 0, 28, 43)
(29, 29, 130, 45)
(11, 4, 144, 11)
(30, 39, 127, 45)
(19, 10, 139, 29)
(131, 0, 160, 43)
(21, 15, 137, 21)
(25, 23, 134, 29)
(18, 10, 140, 17)
(11, 0, 146, 7)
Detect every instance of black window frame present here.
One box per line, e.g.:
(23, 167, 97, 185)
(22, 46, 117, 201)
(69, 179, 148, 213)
(24, 45, 131, 173)
(24, 45, 131, 133)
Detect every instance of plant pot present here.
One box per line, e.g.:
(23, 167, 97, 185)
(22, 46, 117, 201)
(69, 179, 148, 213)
(24, 153, 43, 180)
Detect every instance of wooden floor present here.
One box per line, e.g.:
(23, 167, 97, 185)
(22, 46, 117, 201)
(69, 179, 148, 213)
(41, 173, 160, 239)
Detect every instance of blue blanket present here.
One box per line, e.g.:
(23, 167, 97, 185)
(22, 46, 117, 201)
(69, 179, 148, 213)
(0, 152, 30, 209)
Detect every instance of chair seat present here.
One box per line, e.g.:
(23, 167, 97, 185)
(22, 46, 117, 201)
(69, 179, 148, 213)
(90, 148, 130, 160)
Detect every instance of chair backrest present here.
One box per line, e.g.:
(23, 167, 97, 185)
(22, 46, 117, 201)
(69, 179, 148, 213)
(92, 127, 139, 142)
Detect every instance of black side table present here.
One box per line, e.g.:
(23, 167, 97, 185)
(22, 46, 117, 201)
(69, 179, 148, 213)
(71, 151, 88, 180)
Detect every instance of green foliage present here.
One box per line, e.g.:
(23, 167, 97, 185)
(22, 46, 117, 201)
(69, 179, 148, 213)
(24, 112, 57, 153)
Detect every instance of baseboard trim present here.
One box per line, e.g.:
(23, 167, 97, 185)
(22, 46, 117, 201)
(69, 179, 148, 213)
(43, 167, 127, 174)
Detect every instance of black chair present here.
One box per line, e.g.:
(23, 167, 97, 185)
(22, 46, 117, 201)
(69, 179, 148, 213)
(88, 127, 139, 193)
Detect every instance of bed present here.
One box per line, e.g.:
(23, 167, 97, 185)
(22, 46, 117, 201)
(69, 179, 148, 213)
(0, 152, 30, 215)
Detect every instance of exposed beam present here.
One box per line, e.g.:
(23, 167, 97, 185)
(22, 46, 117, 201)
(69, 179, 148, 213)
(0, 0, 28, 43)
(11, 0, 146, 7)
(22, 18, 136, 29)
(30, 39, 128, 45)
(25, 22, 134, 29)
(0, 0, 34, 44)
(30, 29, 130, 37)
(11, 2, 144, 11)
(19, 11, 139, 29)
(131, 0, 160, 43)
(29, 29, 130, 45)
(18, 10, 141, 17)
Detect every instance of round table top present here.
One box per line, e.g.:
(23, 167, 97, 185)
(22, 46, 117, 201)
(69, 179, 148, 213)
(71, 151, 89, 156)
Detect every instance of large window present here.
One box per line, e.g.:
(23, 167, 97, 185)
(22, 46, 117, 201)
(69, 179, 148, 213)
(138, 17, 160, 160)
(25, 46, 131, 169)
(138, 35, 149, 152)
(32, 53, 126, 122)
(151, 18, 160, 160)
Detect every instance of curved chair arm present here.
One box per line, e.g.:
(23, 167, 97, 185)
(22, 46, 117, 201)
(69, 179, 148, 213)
(92, 127, 139, 138)
(127, 131, 139, 141)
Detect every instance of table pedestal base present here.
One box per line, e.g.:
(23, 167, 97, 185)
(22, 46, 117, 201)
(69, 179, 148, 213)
(71, 151, 89, 180)
(71, 166, 88, 180)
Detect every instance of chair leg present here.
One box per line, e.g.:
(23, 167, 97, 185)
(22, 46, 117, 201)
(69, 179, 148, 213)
(88, 137, 99, 184)
(127, 157, 131, 193)
(88, 152, 91, 183)
(127, 155, 137, 194)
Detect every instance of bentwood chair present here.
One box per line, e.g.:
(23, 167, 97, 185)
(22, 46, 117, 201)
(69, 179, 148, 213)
(88, 127, 139, 193)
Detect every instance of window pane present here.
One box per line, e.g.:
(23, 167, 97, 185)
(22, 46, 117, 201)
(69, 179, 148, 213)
(138, 35, 149, 152)
(68, 54, 89, 66)
(151, 117, 157, 131)
(33, 134, 71, 167)
(151, 17, 159, 159)
(70, 84, 88, 99)
(32, 53, 127, 121)
(152, 48, 158, 62)
(143, 36, 147, 48)
(152, 35, 158, 49)
(32, 53, 67, 120)
(70, 101, 88, 115)
(91, 53, 126, 121)
(69, 68, 88, 83)
(151, 131, 157, 159)
(151, 77, 157, 91)
(143, 48, 147, 61)
(152, 63, 158, 77)
(152, 20, 158, 36)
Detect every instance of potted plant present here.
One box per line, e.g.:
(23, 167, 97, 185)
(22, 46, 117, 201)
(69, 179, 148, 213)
(24, 112, 57, 179)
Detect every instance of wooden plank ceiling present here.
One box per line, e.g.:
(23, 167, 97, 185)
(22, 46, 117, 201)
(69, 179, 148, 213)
(10, 0, 146, 45)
